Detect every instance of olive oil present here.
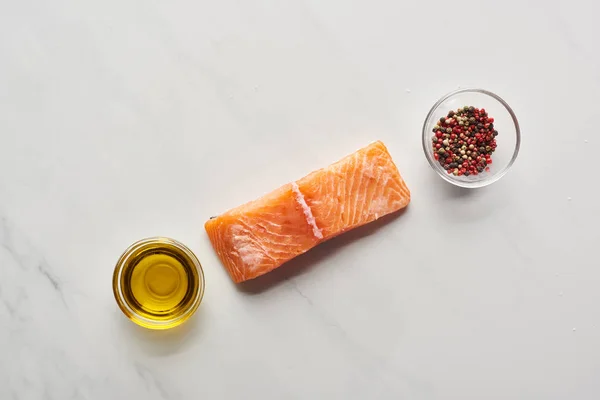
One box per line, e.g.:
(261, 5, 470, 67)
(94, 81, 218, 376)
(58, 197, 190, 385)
(113, 238, 204, 330)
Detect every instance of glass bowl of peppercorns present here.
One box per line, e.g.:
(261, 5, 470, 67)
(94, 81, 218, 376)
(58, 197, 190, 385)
(422, 88, 520, 188)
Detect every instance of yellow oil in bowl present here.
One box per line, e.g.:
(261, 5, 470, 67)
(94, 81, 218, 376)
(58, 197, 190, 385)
(113, 237, 204, 330)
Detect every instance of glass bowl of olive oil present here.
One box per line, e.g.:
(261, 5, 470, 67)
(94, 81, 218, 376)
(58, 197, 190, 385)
(112, 237, 205, 330)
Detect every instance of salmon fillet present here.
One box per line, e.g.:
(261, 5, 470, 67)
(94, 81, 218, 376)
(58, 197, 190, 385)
(205, 141, 410, 283)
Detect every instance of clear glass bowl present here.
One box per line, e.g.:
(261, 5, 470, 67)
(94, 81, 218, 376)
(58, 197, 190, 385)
(112, 237, 205, 330)
(422, 88, 520, 188)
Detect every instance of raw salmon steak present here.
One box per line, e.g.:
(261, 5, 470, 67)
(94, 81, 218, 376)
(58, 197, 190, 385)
(205, 141, 410, 283)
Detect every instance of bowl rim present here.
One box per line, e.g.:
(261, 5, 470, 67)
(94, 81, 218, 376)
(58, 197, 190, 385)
(422, 87, 521, 188)
(112, 236, 205, 330)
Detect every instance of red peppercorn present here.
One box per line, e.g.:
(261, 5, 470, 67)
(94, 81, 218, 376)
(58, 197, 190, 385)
(488, 117, 494, 123)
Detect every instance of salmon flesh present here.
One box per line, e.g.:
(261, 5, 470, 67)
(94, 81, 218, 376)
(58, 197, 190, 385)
(205, 141, 410, 283)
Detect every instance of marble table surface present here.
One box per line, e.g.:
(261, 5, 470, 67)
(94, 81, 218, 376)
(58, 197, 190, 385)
(1, 1, 599, 399)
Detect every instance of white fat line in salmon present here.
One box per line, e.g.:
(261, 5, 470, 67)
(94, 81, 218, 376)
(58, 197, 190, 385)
(291, 182, 324, 239)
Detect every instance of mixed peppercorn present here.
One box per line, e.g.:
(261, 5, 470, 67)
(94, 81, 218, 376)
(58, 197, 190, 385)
(432, 106, 497, 176)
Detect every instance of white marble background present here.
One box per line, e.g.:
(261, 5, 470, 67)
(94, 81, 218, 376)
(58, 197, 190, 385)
(1, 1, 599, 399)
